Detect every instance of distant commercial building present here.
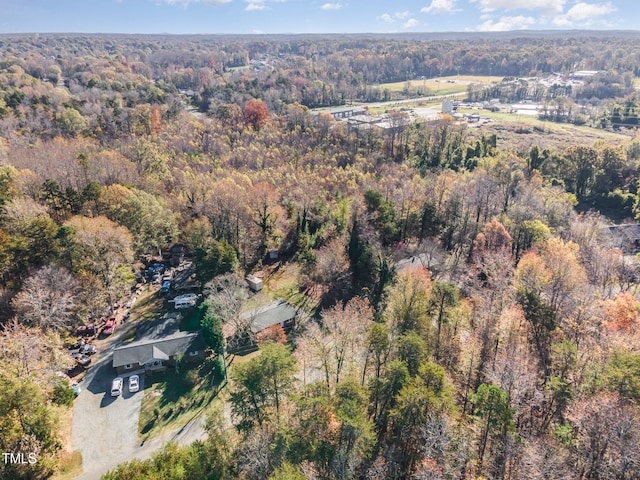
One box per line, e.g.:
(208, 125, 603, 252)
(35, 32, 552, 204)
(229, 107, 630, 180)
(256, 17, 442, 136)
(571, 70, 601, 78)
(316, 106, 367, 120)
(442, 99, 455, 114)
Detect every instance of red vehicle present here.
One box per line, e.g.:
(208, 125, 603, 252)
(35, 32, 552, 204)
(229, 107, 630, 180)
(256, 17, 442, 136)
(76, 324, 96, 336)
(102, 318, 117, 336)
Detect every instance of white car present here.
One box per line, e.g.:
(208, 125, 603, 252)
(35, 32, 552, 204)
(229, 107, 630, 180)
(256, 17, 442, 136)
(128, 375, 140, 393)
(111, 377, 123, 397)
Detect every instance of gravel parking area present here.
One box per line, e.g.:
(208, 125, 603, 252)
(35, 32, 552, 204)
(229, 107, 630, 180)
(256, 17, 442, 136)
(71, 329, 145, 479)
(70, 309, 208, 479)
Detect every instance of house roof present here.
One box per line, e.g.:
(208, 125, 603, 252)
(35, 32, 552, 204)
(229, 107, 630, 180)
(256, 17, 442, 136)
(395, 253, 437, 272)
(241, 300, 297, 333)
(112, 331, 205, 368)
(608, 224, 640, 240)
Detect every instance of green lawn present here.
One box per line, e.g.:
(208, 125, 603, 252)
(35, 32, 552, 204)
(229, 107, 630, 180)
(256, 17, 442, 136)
(130, 287, 164, 322)
(377, 76, 503, 96)
(262, 263, 319, 315)
(373, 80, 463, 97)
(459, 107, 632, 142)
(138, 358, 224, 441)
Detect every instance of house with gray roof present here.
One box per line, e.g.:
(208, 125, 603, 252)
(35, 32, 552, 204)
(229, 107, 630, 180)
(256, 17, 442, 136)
(241, 300, 297, 334)
(226, 300, 297, 355)
(112, 330, 205, 376)
(608, 224, 640, 254)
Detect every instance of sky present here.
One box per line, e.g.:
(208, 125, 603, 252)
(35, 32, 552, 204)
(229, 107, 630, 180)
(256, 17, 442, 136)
(0, 0, 638, 35)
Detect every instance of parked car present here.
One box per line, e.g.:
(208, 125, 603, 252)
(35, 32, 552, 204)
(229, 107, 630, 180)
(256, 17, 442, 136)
(161, 271, 173, 282)
(111, 377, 123, 396)
(67, 338, 84, 350)
(102, 318, 117, 336)
(160, 280, 172, 295)
(72, 353, 92, 368)
(72, 384, 81, 397)
(76, 324, 96, 336)
(79, 344, 96, 355)
(128, 375, 139, 393)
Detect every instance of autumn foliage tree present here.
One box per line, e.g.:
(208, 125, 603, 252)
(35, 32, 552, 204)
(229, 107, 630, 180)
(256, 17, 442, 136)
(604, 291, 639, 332)
(243, 98, 269, 130)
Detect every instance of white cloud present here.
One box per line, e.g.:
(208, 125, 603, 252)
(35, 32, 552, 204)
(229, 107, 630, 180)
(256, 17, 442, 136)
(404, 18, 420, 28)
(470, 0, 565, 14)
(320, 2, 344, 10)
(421, 0, 460, 14)
(379, 11, 417, 23)
(161, 0, 232, 5)
(380, 13, 394, 23)
(553, 2, 617, 26)
(476, 15, 536, 31)
(244, 0, 286, 11)
(246, 1, 266, 10)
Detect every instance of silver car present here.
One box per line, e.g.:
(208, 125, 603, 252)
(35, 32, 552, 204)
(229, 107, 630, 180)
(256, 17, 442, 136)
(128, 375, 140, 393)
(110, 377, 123, 397)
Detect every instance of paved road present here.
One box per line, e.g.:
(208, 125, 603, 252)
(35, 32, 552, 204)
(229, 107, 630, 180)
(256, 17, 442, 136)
(361, 90, 466, 110)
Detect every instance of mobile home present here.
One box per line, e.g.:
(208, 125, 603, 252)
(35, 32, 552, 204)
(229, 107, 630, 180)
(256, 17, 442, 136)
(173, 293, 197, 309)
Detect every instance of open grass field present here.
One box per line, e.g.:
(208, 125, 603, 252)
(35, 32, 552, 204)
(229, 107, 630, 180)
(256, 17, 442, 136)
(130, 286, 164, 323)
(380, 80, 466, 96)
(377, 75, 503, 96)
(459, 107, 635, 151)
(365, 99, 444, 115)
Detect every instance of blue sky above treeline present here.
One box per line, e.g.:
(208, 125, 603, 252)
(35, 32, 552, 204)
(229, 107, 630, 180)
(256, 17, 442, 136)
(0, 0, 635, 34)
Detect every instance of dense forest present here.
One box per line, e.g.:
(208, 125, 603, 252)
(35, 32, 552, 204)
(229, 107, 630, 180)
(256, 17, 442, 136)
(1, 33, 640, 480)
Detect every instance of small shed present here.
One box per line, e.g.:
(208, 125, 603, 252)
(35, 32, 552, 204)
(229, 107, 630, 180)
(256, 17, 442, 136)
(246, 274, 263, 292)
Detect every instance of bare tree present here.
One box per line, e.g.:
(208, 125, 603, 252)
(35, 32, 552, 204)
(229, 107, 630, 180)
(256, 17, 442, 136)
(296, 320, 334, 389)
(203, 272, 249, 349)
(12, 265, 80, 331)
(567, 393, 640, 480)
(235, 425, 274, 480)
(321, 296, 374, 384)
(0, 319, 72, 379)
